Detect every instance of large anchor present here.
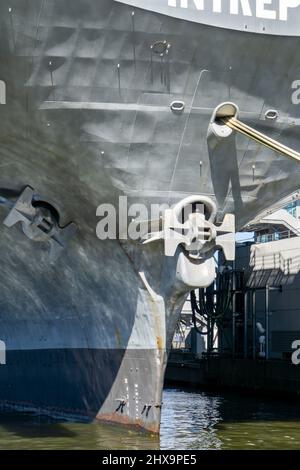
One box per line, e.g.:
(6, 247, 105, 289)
(2, 186, 77, 260)
(142, 196, 235, 288)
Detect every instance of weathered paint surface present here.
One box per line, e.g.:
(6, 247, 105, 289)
(0, 0, 299, 432)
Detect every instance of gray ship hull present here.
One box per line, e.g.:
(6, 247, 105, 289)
(0, 0, 300, 432)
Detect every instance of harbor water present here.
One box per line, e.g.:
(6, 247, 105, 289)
(0, 388, 300, 450)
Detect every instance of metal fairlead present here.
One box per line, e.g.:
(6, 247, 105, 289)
(3, 186, 77, 260)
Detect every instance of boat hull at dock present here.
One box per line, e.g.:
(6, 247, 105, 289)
(0, 0, 300, 432)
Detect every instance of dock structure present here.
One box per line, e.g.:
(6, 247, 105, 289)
(166, 203, 300, 397)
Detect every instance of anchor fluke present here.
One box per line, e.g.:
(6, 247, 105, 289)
(3, 186, 77, 261)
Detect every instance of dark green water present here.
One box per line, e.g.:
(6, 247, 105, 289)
(0, 389, 300, 450)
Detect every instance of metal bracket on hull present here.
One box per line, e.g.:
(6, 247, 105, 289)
(3, 186, 77, 260)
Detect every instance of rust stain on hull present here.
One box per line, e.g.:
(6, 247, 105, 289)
(96, 413, 160, 434)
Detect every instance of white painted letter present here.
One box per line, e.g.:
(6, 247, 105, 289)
(192, 0, 204, 9)
(230, 0, 252, 16)
(256, 0, 277, 19)
(180, 0, 204, 9)
(171, 0, 222, 11)
(213, 0, 222, 13)
(279, 0, 300, 21)
(180, 0, 204, 10)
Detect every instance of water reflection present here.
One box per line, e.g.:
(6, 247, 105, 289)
(0, 389, 300, 449)
(161, 388, 300, 450)
(161, 390, 223, 449)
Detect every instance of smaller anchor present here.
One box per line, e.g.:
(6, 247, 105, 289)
(3, 186, 77, 261)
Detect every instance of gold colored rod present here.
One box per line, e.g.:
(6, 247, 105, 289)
(222, 117, 300, 163)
